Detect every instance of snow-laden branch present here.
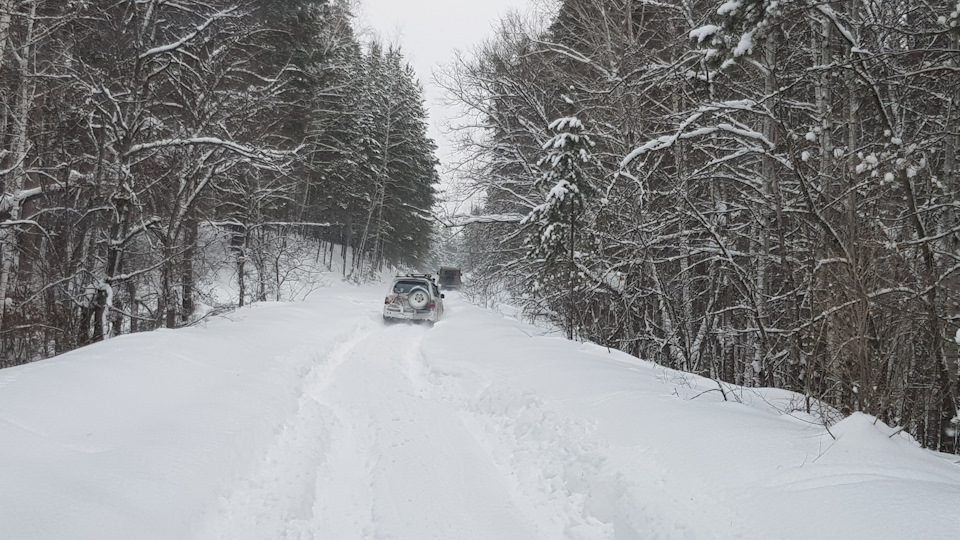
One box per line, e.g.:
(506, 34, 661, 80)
(437, 213, 526, 227)
(104, 259, 169, 285)
(251, 221, 332, 229)
(528, 38, 612, 80)
(125, 137, 293, 162)
(798, 286, 919, 331)
(0, 149, 24, 177)
(390, 201, 526, 228)
(206, 220, 333, 230)
(0, 219, 41, 229)
(815, 5, 860, 51)
(109, 216, 161, 248)
(139, 7, 238, 60)
(622, 100, 775, 167)
(0, 182, 67, 217)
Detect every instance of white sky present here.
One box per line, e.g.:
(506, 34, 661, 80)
(357, 0, 533, 174)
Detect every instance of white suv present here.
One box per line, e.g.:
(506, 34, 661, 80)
(383, 274, 445, 325)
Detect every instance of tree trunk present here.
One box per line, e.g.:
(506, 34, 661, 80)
(0, 0, 38, 354)
(0, 0, 12, 64)
(230, 223, 247, 307)
(181, 217, 197, 322)
(567, 196, 575, 340)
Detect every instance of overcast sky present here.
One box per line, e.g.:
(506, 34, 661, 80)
(357, 0, 533, 174)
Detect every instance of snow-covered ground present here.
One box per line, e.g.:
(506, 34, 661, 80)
(2, 280, 959, 539)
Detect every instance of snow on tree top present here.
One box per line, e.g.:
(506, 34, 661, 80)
(548, 117, 583, 131)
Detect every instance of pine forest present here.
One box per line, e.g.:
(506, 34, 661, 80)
(0, 0, 438, 364)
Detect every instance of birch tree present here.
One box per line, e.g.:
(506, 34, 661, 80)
(446, 0, 960, 451)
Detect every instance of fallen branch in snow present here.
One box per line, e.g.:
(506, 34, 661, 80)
(688, 387, 724, 401)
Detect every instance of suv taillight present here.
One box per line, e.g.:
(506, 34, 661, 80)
(384, 297, 392, 305)
(426, 301, 436, 309)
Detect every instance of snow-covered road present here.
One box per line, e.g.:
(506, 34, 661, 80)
(206, 314, 547, 539)
(2, 281, 960, 539)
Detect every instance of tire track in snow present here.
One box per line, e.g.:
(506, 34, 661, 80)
(309, 323, 545, 539)
(205, 307, 641, 540)
(415, 371, 620, 539)
(200, 317, 377, 540)
(416, 331, 747, 540)
(409, 335, 619, 539)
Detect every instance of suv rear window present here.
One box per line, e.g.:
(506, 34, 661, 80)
(393, 280, 428, 294)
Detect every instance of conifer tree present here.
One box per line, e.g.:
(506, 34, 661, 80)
(0, 0, 444, 365)
(523, 114, 597, 339)
(301, 0, 365, 266)
(354, 43, 438, 273)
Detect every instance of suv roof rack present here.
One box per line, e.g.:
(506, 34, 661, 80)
(400, 273, 434, 280)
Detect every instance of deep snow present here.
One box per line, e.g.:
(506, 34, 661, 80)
(1, 280, 959, 539)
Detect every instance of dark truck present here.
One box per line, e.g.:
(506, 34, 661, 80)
(437, 267, 462, 289)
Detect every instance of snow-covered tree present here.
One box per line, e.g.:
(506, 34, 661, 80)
(353, 43, 438, 275)
(446, 0, 960, 452)
(523, 115, 597, 338)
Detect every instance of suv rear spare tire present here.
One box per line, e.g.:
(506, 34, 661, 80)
(408, 287, 430, 309)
